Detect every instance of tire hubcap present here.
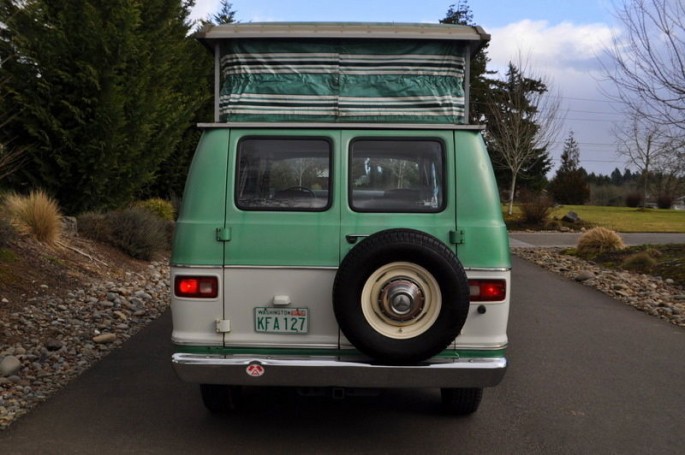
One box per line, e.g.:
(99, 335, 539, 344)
(379, 279, 425, 322)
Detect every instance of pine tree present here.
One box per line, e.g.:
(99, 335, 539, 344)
(213, 0, 237, 24)
(0, 0, 208, 213)
(440, 1, 493, 125)
(143, 1, 236, 199)
(548, 131, 590, 204)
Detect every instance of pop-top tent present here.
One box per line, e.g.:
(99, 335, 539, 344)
(196, 22, 490, 125)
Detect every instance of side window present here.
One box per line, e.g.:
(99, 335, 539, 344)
(350, 139, 445, 212)
(236, 138, 331, 211)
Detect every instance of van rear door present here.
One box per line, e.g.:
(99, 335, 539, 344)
(340, 130, 457, 259)
(221, 129, 341, 349)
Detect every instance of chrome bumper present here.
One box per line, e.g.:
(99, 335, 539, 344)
(172, 353, 507, 388)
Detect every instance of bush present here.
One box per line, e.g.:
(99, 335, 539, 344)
(625, 192, 643, 208)
(656, 194, 673, 209)
(621, 251, 657, 272)
(104, 207, 168, 260)
(548, 170, 590, 205)
(519, 193, 553, 226)
(134, 198, 175, 221)
(576, 227, 625, 258)
(76, 212, 112, 243)
(3, 190, 62, 244)
(78, 208, 169, 260)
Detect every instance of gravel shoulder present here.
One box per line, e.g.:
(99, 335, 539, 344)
(513, 247, 685, 328)
(0, 236, 170, 430)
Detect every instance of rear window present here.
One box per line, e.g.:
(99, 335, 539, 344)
(236, 138, 331, 211)
(350, 139, 445, 212)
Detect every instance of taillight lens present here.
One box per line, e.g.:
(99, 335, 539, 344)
(468, 279, 506, 302)
(174, 276, 218, 298)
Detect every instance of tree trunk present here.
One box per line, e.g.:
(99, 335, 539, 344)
(508, 172, 517, 215)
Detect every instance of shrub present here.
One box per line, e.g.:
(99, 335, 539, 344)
(77, 212, 113, 243)
(621, 251, 657, 272)
(4, 190, 62, 244)
(625, 192, 642, 208)
(656, 194, 673, 209)
(104, 207, 168, 260)
(134, 198, 175, 221)
(576, 227, 625, 258)
(519, 193, 553, 226)
(548, 170, 590, 205)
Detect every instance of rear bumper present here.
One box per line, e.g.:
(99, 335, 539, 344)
(172, 353, 507, 388)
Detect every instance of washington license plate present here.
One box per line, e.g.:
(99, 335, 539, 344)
(254, 307, 309, 334)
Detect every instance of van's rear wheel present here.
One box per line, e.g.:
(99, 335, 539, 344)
(333, 229, 470, 364)
(200, 384, 243, 413)
(441, 387, 483, 415)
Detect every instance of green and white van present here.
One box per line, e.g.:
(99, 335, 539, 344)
(171, 23, 510, 415)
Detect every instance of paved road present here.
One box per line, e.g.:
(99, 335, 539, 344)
(1, 257, 684, 454)
(510, 231, 685, 248)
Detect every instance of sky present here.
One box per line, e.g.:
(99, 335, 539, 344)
(189, 0, 628, 177)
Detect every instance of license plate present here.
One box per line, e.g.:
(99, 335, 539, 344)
(254, 307, 309, 334)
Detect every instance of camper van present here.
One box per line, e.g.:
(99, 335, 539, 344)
(170, 22, 510, 415)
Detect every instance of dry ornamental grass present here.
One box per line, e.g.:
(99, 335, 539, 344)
(576, 227, 626, 258)
(3, 190, 62, 244)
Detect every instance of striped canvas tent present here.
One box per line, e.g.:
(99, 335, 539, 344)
(197, 23, 490, 125)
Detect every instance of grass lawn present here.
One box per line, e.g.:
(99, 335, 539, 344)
(549, 205, 685, 233)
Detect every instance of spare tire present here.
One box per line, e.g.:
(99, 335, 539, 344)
(333, 229, 470, 364)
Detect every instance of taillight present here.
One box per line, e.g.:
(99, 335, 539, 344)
(174, 276, 219, 298)
(468, 280, 506, 302)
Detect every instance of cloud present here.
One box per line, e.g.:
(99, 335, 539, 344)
(487, 20, 620, 73)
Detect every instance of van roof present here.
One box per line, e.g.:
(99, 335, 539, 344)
(196, 22, 490, 54)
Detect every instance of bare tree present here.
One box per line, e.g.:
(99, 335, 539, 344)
(604, 0, 685, 131)
(614, 112, 676, 207)
(484, 60, 563, 214)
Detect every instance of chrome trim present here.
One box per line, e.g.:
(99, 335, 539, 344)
(172, 265, 511, 272)
(197, 122, 485, 131)
(464, 267, 511, 272)
(172, 353, 506, 388)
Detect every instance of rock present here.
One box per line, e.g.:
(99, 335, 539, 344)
(44, 339, 64, 352)
(92, 333, 117, 344)
(1, 356, 22, 377)
(575, 271, 595, 282)
(562, 211, 580, 223)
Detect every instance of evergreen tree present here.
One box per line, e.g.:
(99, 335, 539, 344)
(548, 131, 590, 204)
(144, 1, 236, 199)
(0, 0, 208, 213)
(213, 0, 237, 24)
(440, 1, 493, 125)
(610, 167, 623, 185)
